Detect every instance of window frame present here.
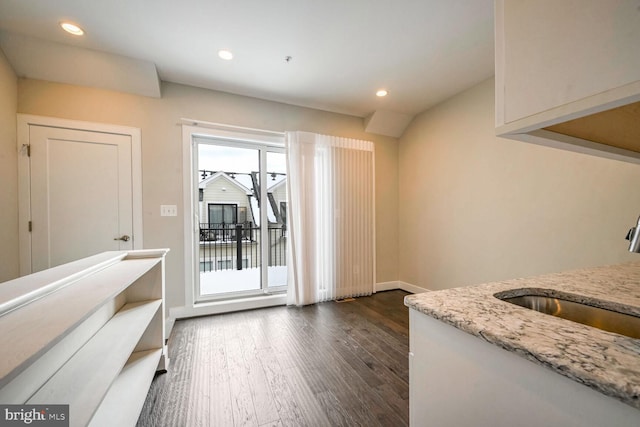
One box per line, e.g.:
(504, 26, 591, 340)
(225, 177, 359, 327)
(182, 122, 287, 314)
(207, 203, 238, 225)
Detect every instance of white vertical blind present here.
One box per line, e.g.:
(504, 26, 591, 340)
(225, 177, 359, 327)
(285, 131, 375, 306)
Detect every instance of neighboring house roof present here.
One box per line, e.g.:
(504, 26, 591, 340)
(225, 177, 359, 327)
(231, 174, 255, 194)
(199, 171, 252, 195)
(267, 174, 287, 193)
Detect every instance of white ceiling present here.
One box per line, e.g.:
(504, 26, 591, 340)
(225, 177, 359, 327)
(0, 0, 495, 127)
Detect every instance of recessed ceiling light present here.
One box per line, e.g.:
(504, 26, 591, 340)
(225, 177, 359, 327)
(376, 89, 388, 97)
(60, 22, 84, 36)
(218, 50, 233, 60)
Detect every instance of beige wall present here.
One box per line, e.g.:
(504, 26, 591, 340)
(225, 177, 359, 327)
(8, 69, 639, 306)
(0, 49, 18, 282)
(398, 78, 640, 290)
(17, 79, 399, 311)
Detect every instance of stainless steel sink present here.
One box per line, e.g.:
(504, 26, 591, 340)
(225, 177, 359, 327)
(499, 295, 640, 339)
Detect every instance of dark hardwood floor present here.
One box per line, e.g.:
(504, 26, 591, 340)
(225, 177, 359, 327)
(137, 290, 410, 427)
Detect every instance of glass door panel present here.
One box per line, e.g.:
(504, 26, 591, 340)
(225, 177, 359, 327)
(195, 140, 287, 300)
(266, 151, 288, 290)
(197, 143, 261, 296)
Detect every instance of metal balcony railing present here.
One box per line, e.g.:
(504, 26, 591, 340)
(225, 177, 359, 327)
(199, 222, 255, 242)
(199, 223, 287, 272)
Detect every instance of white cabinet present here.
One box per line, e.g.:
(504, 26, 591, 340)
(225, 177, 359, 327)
(0, 249, 169, 427)
(495, 0, 640, 163)
(408, 309, 640, 427)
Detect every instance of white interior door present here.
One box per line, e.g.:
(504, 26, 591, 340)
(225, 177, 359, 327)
(28, 125, 134, 272)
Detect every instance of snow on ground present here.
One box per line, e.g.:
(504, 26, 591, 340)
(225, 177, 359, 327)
(200, 266, 287, 295)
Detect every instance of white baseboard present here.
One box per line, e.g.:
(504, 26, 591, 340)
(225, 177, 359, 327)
(168, 284, 429, 329)
(398, 281, 431, 294)
(170, 293, 287, 320)
(375, 281, 401, 292)
(375, 280, 430, 294)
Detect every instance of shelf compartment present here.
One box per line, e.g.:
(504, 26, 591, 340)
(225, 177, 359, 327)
(0, 257, 161, 388)
(0, 295, 124, 403)
(27, 299, 162, 427)
(88, 349, 162, 427)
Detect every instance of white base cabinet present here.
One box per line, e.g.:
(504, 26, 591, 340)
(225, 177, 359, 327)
(0, 249, 169, 427)
(408, 309, 640, 427)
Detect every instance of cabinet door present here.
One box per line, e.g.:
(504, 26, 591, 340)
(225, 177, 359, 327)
(499, 0, 640, 124)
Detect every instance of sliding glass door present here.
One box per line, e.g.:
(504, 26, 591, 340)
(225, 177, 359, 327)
(195, 138, 287, 300)
(266, 151, 288, 289)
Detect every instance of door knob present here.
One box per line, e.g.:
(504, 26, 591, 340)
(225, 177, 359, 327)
(114, 235, 131, 242)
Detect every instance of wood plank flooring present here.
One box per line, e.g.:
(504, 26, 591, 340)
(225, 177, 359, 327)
(137, 290, 409, 427)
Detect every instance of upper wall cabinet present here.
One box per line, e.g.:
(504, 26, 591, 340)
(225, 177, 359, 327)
(495, 0, 640, 163)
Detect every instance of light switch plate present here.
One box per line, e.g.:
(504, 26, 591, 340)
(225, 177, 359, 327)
(160, 205, 177, 216)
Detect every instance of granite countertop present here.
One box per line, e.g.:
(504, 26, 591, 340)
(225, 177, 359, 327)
(404, 262, 640, 409)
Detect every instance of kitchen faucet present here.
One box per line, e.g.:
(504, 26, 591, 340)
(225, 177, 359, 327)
(625, 216, 640, 253)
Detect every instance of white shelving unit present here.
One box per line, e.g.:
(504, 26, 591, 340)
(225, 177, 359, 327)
(0, 249, 169, 427)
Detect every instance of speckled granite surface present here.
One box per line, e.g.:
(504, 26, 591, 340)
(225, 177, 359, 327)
(404, 262, 640, 409)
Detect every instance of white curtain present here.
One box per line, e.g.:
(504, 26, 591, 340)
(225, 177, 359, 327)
(285, 131, 375, 306)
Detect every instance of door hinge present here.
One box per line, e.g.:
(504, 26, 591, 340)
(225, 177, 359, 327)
(22, 144, 31, 157)
(28, 221, 32, 232)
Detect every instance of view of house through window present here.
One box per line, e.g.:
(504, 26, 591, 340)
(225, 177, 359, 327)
(197, 141, 287, 298)
(208, 203, 238, 224)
